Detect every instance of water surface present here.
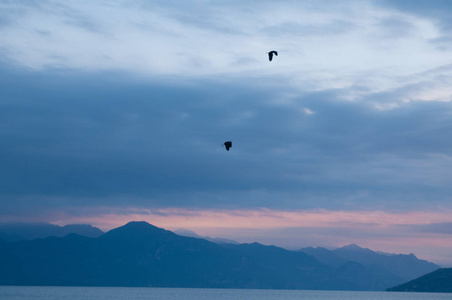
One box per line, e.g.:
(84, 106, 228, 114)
(0, 286, 450, 300)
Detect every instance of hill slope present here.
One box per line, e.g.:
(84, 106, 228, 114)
(387, 268, 452, 293)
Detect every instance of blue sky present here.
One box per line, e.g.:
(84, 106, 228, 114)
(1, 0, 452, 265)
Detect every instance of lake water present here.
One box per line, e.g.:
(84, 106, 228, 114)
(0, 286, 450, 300)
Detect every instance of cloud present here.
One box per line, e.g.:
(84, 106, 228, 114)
(264, 19, 356, 37)
(0, 0, 449, 91)
(1, 63, 452, 217)
(375, 16, 416, 38)
(378, 0, 452, 50)
(403, 222, 452, 235)
(378, 0, 452, 19)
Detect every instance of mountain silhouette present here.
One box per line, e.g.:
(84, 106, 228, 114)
(300, 244, 439, 283)
(0, 222, 103, 241)
(0, 221, 440, 290)
(174, 228, 239, 244)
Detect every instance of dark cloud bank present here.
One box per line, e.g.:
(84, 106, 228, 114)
(1, 62, 452, 217)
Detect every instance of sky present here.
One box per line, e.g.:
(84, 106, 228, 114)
(1, 0, 452, 265)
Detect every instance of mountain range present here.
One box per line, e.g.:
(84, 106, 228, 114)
(0, 221, 440, 290)
(300, 244, 437, 281)
(0, 222, 104, 241)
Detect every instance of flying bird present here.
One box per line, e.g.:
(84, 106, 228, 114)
(268, 50, 278, 61)
(224, 141, 232, 151)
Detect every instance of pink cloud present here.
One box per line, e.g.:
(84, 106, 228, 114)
(50, 207, 452, 232)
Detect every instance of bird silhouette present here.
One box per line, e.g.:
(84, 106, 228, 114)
(224, 141, 232, 151)
(268, 50, 278, 61)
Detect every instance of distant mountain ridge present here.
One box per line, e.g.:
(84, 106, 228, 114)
(0, 222, 104, 241)
(0, 221, 440, 290)
(174, 228, 239, 244)
(300, 244, 438, 283)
